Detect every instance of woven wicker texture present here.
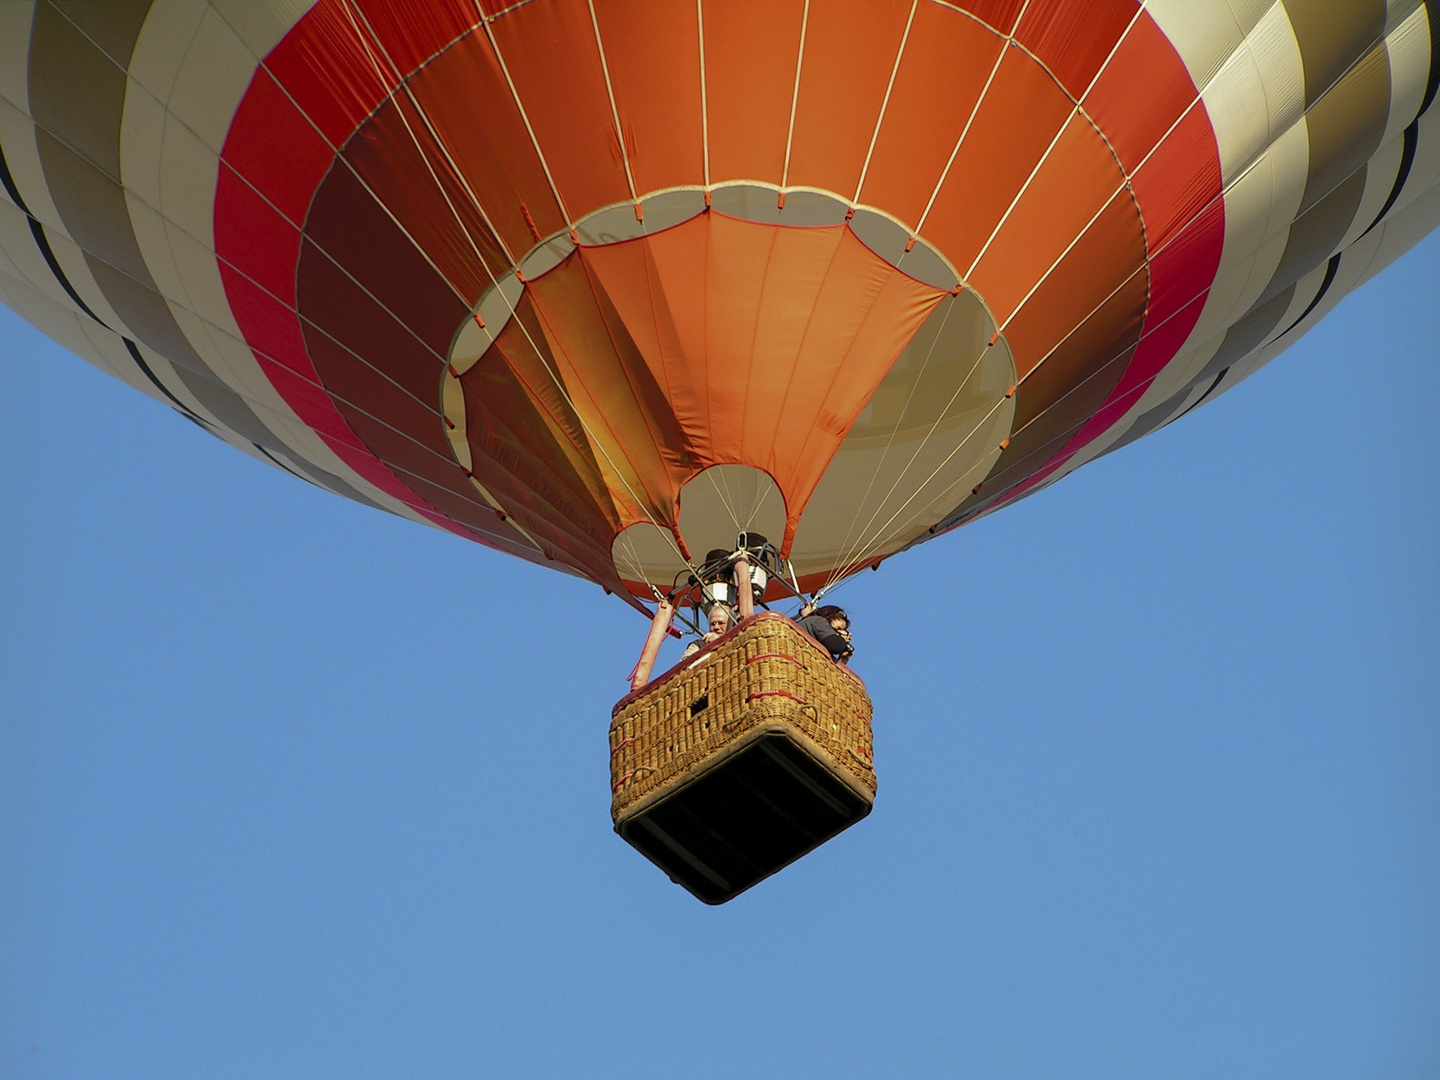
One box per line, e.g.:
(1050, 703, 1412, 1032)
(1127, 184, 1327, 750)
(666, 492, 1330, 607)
(610, 614, 875, 821)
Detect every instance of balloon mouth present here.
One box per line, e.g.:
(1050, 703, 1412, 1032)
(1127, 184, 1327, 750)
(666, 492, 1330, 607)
(439, 183, 1017, 596)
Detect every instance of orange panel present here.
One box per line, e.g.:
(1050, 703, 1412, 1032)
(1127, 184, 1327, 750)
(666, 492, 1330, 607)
(576, 211, 943, 538)
(915, 47, 1074, 277)
(404, 33, 566, 259)
(784, 0, 913, 195)
(488, 0, 633, 219)
(968, 114, 1125, 324)
(703, 0, 805, 185)
(1082, 12, 1198, 174)
(859, 3, 1004, 226)
(528, 257, 691, 515)
(1015, 0, 1137, 100)
(998, 192, 1145, 379)
(1130, 106, 1224, 252)
(591, 0, 706, 192)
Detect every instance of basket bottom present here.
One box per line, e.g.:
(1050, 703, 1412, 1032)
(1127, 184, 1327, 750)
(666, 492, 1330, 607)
(615, 725, 873, 904)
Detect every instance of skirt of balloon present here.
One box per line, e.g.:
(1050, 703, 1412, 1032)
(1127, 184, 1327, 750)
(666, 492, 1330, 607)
(609, 613, 875, 904)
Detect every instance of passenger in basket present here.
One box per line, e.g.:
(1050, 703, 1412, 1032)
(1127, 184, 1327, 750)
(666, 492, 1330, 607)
(681, 604, 732, 659)
(796, 605, 854, 665)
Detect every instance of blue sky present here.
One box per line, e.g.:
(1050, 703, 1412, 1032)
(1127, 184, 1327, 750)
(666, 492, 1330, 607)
(3, 235, 1438, 1079)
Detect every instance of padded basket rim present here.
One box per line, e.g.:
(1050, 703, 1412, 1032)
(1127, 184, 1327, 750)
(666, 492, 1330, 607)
(612, 611, 867, 719)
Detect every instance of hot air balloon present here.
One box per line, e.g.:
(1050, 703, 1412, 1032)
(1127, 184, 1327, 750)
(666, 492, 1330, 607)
(3, 0, 1438, 899)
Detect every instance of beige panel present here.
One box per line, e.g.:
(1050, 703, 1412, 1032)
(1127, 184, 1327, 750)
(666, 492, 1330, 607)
(677, 465, 788, 558)
(49, 0, 152, 68)
(125, 194, 187, 308)
(1284, 0, 1386, 106)
(127, 0, 208, 101)
(119, 83, 166, 220)
(162, 213, 247, 347)
(612, 522, 689, 587)
(1203, 29, 1271, 179)
(789, 291, 1015, 580)
(0, 2, 34, 113)
(1248, 2, 1307, 146)
(209, 0, 314, 61)
(1225, 0, 1279, 34)
(1381, 3, 1432, 145)
(157, 110, 216, 244)
(1268, 168, 1367, 294)
(28, 2, 127, 179)
(1298, 44, 1389, 214)
(167, 6, 256, 152)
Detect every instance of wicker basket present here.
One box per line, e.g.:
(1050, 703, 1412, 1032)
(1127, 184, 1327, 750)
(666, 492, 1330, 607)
(609, 613, 875, 903)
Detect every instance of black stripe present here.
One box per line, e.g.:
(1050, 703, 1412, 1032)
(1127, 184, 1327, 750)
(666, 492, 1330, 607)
(3, 139, 108, 325)
(0, 139, 32, 215)
(1171, 367, 1230, 426)
(3, 137, 209, 425)
(122, 339, 207, 424)
(1274, 253, 1342, 340)
(1362, 122, 1419, 237)
(25, 215, 109, 326)
(253, 442, 312, 483)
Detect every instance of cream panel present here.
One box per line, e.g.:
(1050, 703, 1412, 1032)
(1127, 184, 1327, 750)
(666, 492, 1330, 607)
(0, 97, 64, 234)
(162, 218, 243, 343)
(0, 198, 75, 311)
(125, 195, 188, 308)
(119, 86, 167, 222)
(677, 466, 787, 559)
(1381, 3, 1431, 144)
(612, 523, 689, 587)
(128, 0, 207, 102)
(1145, 0, 1248, 92)
(0, 264, 135, 385)
(167, 7, 258, 153)
(1200, 30, 1271, 179)
(790, 294, 1014, 580)
(1225, 0, 1279, 36)
(210, 0, 314, 61)
(0, 2, 33, 113)
(1247, 2, 1306, 143)
(157, 112, 217, 246)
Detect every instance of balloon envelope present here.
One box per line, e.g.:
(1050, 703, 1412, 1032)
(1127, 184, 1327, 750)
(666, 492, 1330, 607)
(2, 0, 1437, 604)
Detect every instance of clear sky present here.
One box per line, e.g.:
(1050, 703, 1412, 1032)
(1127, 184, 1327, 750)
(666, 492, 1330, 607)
(3, 235, 1438, 1080)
